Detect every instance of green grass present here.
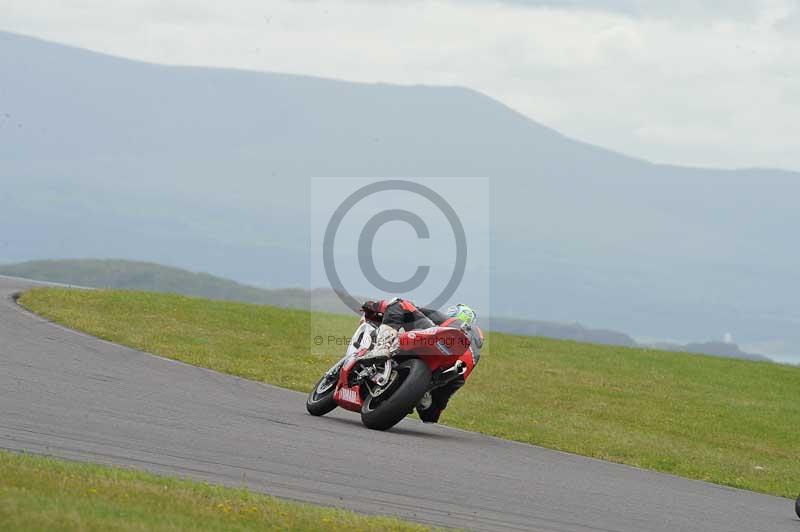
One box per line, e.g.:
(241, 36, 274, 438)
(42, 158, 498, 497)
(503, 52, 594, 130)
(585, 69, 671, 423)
(20, 288, 800, 499)
(0, 450, 430, 531)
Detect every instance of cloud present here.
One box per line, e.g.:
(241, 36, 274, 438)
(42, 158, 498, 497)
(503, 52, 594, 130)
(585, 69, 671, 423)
(1, 0, 799, 170)
(462, 0, 763, 19)
(776, 6, 800, 33)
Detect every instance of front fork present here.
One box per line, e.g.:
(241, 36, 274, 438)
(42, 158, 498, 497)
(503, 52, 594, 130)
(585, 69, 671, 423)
(322, 354, 351, 384)
(324, 319, 377, 381)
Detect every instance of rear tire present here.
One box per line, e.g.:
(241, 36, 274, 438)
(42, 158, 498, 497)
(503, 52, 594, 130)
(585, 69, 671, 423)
(360, 359, 431, 431)
(306, 374, 338, 416)
(795, 494, 800, 519)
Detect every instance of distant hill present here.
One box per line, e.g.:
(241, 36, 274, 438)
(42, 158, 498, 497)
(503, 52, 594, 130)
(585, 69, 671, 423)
(1, 259, 771, 361)
(3, 31, 799, 362)
(0, 259, 352, 313)
(648, 341, 770, 362)
(489, 316, 638, 348)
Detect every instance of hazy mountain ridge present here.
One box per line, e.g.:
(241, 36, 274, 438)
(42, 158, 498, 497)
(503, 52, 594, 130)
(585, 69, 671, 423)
(2, 31, 799, 362)
(0, 259, 770, 361)
(0, 259, 321, 311)
(648, 340, 769, 362)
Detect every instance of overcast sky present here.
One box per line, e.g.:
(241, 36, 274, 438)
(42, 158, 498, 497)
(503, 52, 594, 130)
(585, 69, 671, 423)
(3, 0, 799, 171)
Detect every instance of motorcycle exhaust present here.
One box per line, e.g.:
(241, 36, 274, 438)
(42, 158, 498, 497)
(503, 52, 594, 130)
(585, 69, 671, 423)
(430, 360, 466, 390)
(443, 360, 467, 376)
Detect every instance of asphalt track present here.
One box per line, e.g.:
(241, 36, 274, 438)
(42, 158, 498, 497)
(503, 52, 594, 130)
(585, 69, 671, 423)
(0, 276, 795, 531)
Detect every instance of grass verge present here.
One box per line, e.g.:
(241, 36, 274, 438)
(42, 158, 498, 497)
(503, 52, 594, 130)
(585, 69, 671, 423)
(19, 288, 800, 498)
(0, 450, 431, 531)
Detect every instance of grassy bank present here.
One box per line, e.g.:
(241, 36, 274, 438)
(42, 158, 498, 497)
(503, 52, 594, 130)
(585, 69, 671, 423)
(20, 288, 800, 498)
(0, 450, 430, 531)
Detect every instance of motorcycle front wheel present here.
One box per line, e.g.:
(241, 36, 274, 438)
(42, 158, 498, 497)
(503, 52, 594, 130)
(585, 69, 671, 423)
(306, 373, 338, 416)
(360, 359, 431, 431)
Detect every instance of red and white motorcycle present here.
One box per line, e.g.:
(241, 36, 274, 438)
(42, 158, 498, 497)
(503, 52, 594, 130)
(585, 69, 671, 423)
(306, 313, 478, 431)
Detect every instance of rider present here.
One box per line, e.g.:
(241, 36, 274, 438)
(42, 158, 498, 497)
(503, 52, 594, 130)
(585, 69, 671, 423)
(360, 298, 483, 424)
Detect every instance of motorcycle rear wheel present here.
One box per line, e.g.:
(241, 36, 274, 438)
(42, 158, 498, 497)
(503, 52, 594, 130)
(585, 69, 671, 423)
(306, 373, 338, 416)
(795, 494, 800, 519)
(360, 359, 431, 431)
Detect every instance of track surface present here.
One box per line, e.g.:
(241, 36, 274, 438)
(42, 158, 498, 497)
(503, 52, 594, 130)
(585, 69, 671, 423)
(0, 276, 794, 531)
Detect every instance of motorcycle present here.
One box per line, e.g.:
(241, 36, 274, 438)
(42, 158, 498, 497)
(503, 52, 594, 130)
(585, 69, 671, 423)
(306, 314, 478, 430)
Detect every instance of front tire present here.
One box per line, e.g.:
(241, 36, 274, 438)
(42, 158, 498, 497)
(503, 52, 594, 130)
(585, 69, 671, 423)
(361, 359, 431, 431)
(306, 373, 338, 416)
